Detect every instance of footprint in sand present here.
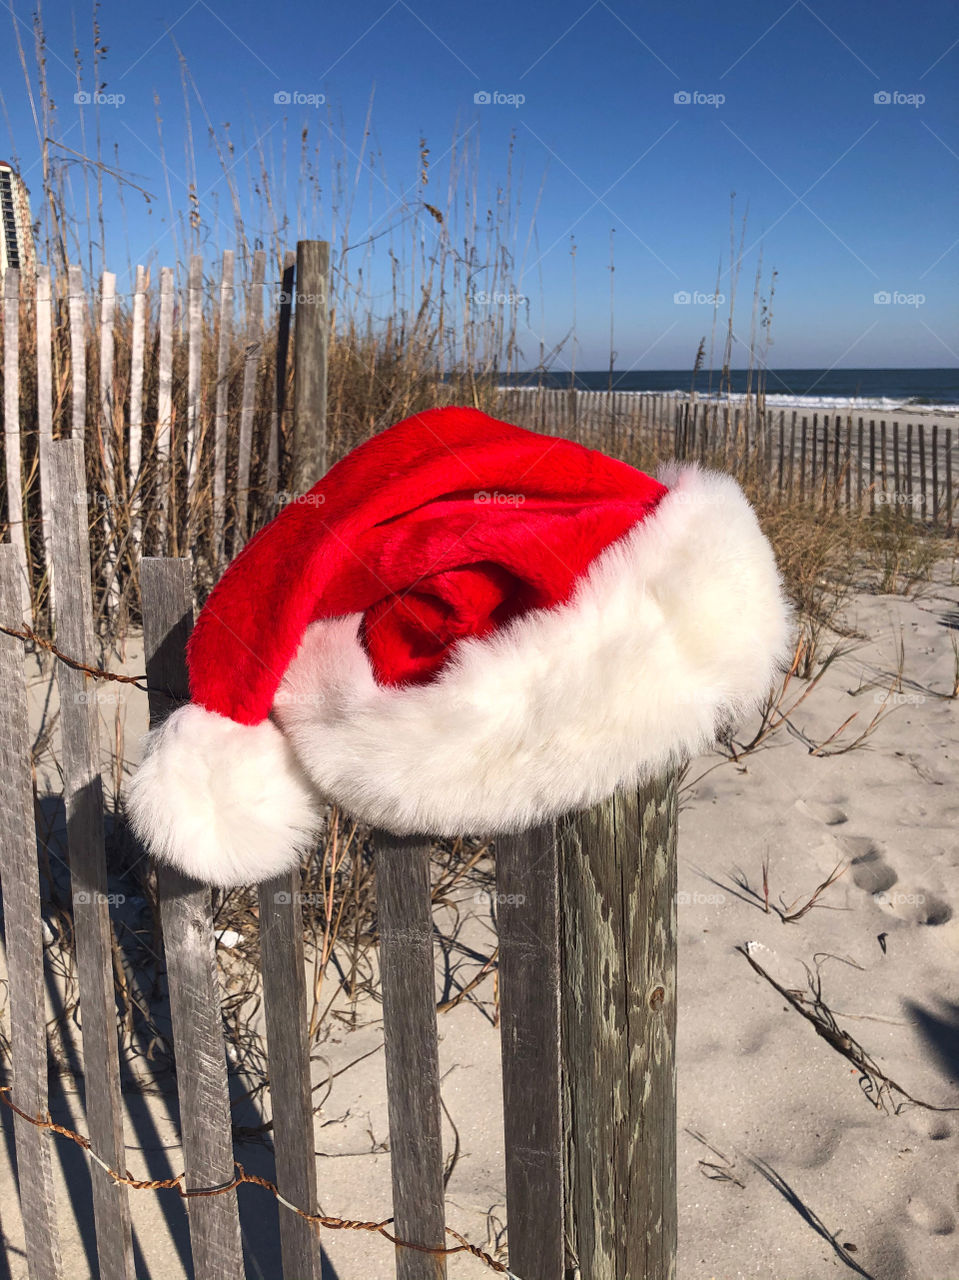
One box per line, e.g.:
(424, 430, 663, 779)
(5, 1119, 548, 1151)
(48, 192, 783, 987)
(905, 1111, 952, 1142)
(842, 840, 899, 895)
(794, 798, 849, 826)
(907, 1196, 955, 1235)
(912, 893, 954, 927)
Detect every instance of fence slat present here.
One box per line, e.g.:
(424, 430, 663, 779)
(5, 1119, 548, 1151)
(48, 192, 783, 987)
(2, 268, 30, 619)
(236, 250, 265, 544)
(0, 545, 62, 1280)
(258, 876, 322, 1279)
(186, 255, 204, 543)
(98, 272, 118, 607)
(844, 417, 852, 511)
(857, 417, 864, 513)
(68, 264, 86, 439)
(140, 558, 245, 1280)
(869, 420, 876, 515)
(99, 271, 118, 498)
(128, 265, 147, 547)
(946, 428, 953, 532)
(49, 440, 135, 1280)
(496, 828, 564, 1280)
(214, 250, 235, 565)
(559, 772, 679, 1280)
(157, 267, 174, 549)
(374, 832, 448, 1280)
(36, 265, 56, 614)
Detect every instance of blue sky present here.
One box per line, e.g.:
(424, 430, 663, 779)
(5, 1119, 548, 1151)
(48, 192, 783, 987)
(2, 0, 957, 368)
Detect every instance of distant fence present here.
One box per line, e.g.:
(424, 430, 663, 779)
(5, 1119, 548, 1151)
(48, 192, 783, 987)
(500, 386, 958, 530)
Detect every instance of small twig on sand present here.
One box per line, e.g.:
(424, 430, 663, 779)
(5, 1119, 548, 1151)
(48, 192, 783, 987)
(737, 945, 959, 1114)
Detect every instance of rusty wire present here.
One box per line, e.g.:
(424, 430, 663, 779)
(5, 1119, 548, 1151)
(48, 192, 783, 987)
(0, 624, 148, 690)
(0, 1084, 519, 1276)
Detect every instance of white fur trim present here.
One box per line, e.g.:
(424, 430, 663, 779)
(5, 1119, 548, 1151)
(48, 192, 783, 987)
(127, 703, 323, 888)
(273, 464, 793, 836)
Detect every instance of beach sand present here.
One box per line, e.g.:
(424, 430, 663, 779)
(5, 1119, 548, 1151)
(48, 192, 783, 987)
(1, 560, 958, 1279)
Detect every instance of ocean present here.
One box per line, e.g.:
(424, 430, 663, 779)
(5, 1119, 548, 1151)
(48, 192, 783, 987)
(498, 368, 959, 413)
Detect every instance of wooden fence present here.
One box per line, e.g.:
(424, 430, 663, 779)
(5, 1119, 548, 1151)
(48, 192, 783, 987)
(2, 247, 956, 630)
(0, 246, 680, 1280)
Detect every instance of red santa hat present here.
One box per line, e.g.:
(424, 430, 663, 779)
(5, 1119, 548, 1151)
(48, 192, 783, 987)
(128, 406, 791, 887)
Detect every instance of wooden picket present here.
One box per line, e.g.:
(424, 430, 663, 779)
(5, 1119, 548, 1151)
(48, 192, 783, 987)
(140, 557, 246, 1280)
(49, 438, 135, 1279)
(2, 268, 30, 618)
(0, 547, 63, 1279)
(374, 834, 449, 1280)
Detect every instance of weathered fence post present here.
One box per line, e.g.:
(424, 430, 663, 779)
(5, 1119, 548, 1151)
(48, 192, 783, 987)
(291, 239, 330, 491)
(374, 832, 449, 1280)
(140, 558, 245, 1280)
(0, 546, 62, 1279)
(561, 773, 679, 1279)
(498, 770, 679, 1280)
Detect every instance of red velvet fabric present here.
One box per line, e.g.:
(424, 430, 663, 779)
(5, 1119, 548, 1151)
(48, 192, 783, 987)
(187, 407, 668, 723)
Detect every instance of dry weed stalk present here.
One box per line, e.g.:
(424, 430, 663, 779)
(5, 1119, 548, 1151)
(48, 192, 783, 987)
(738, 946, 959, 1114)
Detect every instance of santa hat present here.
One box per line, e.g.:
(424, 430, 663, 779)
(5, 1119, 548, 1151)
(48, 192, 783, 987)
(128, 406, 791, 887)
